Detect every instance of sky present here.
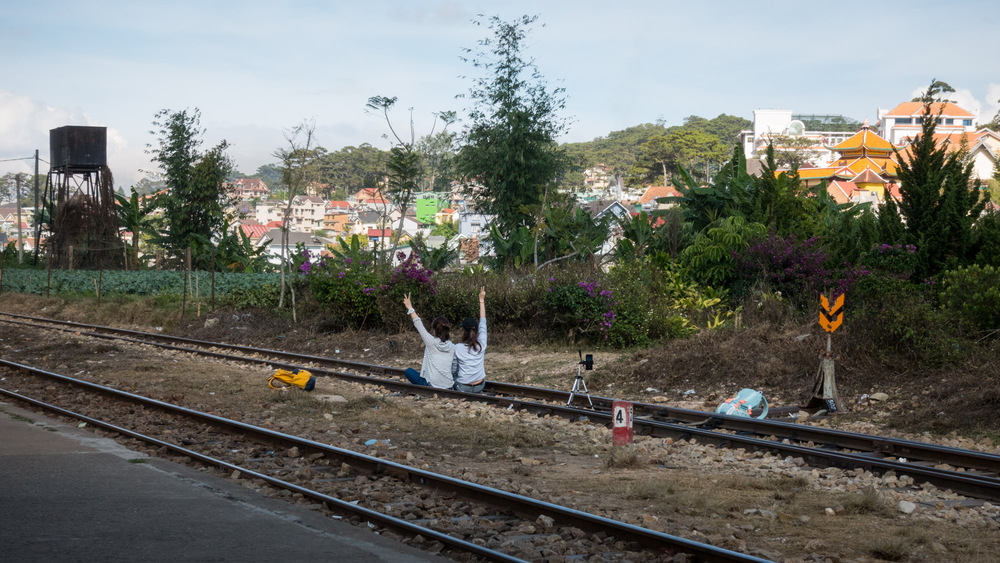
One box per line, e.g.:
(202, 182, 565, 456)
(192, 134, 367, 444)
(2, 0, 1000, 189)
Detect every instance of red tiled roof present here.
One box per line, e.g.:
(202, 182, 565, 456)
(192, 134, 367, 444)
(884, 101, 974, 118)
(639, 186, 680, 205)
(367, 228, 392, 237)
(826, 181, 855, 205)
(241, 224, 270, 239)
(265, 220, 285, 229)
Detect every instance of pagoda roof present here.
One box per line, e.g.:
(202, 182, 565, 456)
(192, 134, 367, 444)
(828, 128, 895, 153)
(796, 167, 847, 180)
(853, 168, 884, 184)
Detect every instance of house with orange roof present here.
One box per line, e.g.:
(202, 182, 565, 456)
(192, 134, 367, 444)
(638, 186, 682, 211)
(367, 228, 392, 247)
(228, 178, 270, 200)
(351, 187, 385, 205)
(240, 224, 270, 241)
(326, 200, 351, 213)
(896, 129, 1000, 183)
(435, 207, 456, 225)
(877, 101, 976, 145)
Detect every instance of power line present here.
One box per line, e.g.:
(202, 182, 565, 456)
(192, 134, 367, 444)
(0, 156, 36, 163)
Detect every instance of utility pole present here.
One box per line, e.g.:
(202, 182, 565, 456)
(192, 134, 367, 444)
(15, 175, 23, 263)
(33, 149, 40, 263)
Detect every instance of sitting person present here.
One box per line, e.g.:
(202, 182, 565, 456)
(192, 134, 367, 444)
(402, 293, 455, 390)
(452, 287, 487, 393)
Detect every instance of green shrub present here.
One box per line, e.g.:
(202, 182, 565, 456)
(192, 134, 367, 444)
(542, 278, 616, 344)
(680, 216, 765, 288)
(605, 262, 653, 347)
(850, 276, 968, 366)
(0, 269, 281, 296)
(227, 283, 280, 309)
(939, 264, 1000, 334)
(308, 270, 381, 329)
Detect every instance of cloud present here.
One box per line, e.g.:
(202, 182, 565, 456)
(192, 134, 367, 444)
(0, 91, 143, 187)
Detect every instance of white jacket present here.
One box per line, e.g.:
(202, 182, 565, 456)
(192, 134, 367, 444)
(453, 317, 487, 384)
(412, 317, 455, 389)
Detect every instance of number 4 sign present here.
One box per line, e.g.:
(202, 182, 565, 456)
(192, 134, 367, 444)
(612, 401, 633, 445)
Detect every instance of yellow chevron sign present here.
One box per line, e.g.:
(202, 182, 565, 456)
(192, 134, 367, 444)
(819, 294, 844, 333)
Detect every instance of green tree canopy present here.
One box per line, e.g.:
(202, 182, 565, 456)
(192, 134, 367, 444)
(456, 14, 569, 237)
(895, 80, 987, 279)
(147, 108, 235, 269)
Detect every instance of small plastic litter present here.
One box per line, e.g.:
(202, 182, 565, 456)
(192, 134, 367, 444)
(683, 389, 696, 395)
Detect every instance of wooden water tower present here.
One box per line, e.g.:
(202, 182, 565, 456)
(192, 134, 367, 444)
(44, 126, 124, 269)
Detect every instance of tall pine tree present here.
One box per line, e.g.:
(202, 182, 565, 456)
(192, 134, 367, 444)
(893, 82, 986, 279)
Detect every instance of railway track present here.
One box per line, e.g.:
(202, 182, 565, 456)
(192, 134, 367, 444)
(0, 358, 768, 563)
(2, 312, 1000, 504)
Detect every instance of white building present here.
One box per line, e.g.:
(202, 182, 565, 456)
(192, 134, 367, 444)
(254, 196, 326, 233)
(738, 109, 857, 165)
(877, 101, 976, 145)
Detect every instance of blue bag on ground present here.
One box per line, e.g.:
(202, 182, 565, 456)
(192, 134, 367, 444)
(715, 388, 768, 419)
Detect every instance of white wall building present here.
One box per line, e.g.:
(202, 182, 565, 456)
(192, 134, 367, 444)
(739, 109, 856, 165)
(254, 196, 326, 233)
(877, 101, 977, 145)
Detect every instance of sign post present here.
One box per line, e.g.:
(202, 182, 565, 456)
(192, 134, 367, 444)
(807, 293, 844, 413)
(612, 401, 633, 446)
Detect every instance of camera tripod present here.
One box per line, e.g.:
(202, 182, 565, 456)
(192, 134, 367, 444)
(567, 351, 593, 407)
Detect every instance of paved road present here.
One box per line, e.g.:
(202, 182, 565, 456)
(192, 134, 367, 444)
(0, 400, 439, 562)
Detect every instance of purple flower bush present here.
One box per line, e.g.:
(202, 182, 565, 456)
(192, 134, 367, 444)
(732, 234, 845, 307)
(542, 278, 618, 342)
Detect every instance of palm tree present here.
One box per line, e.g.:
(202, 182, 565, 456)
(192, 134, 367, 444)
(115, 190, 155, 270)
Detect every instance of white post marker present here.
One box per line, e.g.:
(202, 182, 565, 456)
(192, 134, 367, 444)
(612, 400, 633, 445)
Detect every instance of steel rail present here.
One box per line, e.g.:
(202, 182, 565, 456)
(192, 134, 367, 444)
(4, 313, 1000, 497)
(0, 388, 523, 563)
(0, 358, 771, 563)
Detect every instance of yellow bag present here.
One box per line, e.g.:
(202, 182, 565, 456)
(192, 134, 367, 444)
(268, 368, 316, 391)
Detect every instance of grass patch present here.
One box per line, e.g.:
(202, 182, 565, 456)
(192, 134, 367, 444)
(840, 488, 894, 517)
(340, 395, 389, 413)
(10, 413, 35, 424)
(603, 446, 643, 469)
(623, 480, 676, 500)
(867, 538, 911, 561)
(127, 458, 148, 464)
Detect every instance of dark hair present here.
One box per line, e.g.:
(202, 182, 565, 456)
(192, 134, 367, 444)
(431, 316, 450, 342)
(461, 319, 481, 353)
